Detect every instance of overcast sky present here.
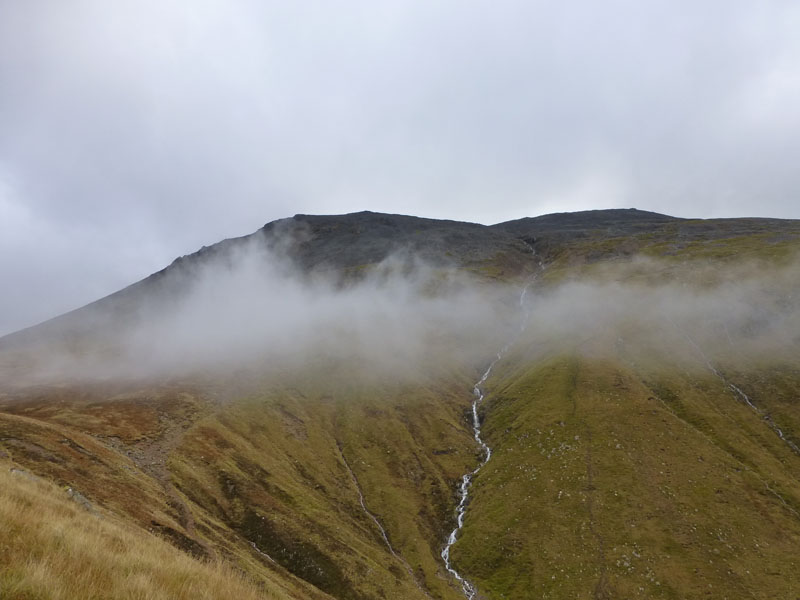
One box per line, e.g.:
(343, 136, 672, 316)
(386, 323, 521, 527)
(1, 0, 799, 335)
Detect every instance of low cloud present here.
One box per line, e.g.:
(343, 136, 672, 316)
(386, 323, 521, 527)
(518, 255, 800, 372)
(0, 238, 517, 385)
(2, 243, 798, 390)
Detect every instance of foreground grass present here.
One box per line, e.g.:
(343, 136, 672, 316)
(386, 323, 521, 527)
(0, 464, 281, 600)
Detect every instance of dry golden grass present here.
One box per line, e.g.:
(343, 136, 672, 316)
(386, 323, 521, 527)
(0, 464, 284, 600)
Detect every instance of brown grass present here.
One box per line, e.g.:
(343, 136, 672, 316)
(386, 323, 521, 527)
(0, 463, 285, 600)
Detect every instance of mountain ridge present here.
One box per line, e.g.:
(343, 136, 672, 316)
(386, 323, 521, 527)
(5, 206, 791, 348)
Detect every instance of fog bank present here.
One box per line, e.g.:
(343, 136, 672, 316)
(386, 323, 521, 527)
(2, 248, 799, 388)
(0, 239, 517, 385)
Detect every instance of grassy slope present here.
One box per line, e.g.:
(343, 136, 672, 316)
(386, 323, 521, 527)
(452, 352, 800, 599)
(446, 226, 800, 598)
(0, 386, 325, 600)
(167, 369, 482, 600)
(0, 460, 285, 600)
(536, 218, 800, 286)
(0, 367, 482, 600)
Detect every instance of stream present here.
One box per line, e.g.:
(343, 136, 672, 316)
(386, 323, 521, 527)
(671, 320, 800, 456)
(338, 443, 431, 597)
(441, 279, 535, 599)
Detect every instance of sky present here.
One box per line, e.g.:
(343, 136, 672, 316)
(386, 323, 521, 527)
(1, 0, 799, 335)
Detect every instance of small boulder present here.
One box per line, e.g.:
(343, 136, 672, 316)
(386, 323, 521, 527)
(66, 487, 97, 515)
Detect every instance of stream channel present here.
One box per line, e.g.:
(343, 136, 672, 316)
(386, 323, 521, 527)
(441, 280, 534, 599)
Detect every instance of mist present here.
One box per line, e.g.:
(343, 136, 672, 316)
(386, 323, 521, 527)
(129, 242, 521, 379)
(517, 255, 800, 374)
(1, 241, 799, 390)
(0, 239, 518, 385)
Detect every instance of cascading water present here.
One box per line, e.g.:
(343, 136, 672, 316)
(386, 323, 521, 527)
(339, 444, 432, 597)
(441, 278, 535, 599)
(669, 320, 800, 456)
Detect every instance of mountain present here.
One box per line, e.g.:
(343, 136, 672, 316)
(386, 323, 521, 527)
(2, 209, 800, 599)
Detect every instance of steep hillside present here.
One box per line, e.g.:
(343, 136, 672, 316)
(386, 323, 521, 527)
(2, 209, 800, 599)
(0, 211, 533, 357)
(0, 462, 284, 600)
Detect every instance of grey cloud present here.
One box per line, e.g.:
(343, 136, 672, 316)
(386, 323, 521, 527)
(1, 0, 799, 334)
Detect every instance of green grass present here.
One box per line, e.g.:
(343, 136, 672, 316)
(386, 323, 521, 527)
(164, 366, 484, 600)
(447, 349, 800, 599)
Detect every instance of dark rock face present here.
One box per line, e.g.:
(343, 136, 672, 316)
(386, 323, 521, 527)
(493, 208, 800, 242)
(262, 211, 530, 272)
(491, 208, 680, 249)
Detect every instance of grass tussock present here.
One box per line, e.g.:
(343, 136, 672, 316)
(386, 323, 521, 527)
(0, 464, 282, 600)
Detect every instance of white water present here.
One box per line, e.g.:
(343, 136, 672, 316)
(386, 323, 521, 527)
(341, 450, 399, 556)
(340, 445, 432, 597)
(671, 320, 800, 456)
(441, 279, 535, 598)
(249, 541, 277, 564)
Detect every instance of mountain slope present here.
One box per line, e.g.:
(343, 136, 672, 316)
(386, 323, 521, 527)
(2, 209, 800, 599)
(0, 211, 532, 356)
(0, 463, 285, 600)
